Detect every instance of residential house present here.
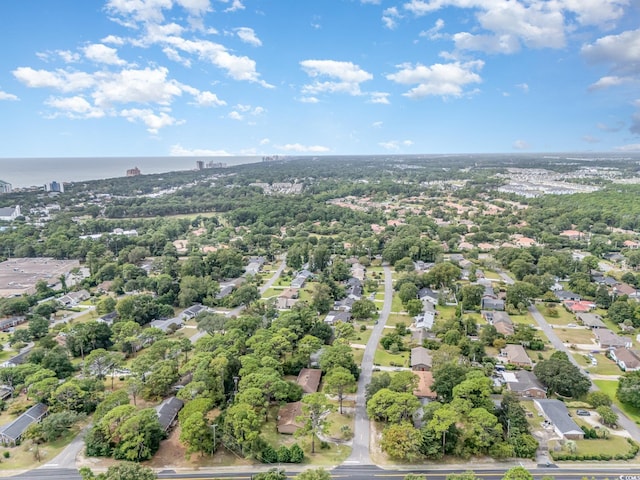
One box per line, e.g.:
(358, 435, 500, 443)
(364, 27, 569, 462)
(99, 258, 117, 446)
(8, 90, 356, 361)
(150, 316, 183, 333)
(560, 230, 583, 241)
(481, 297, 505, 311)
(534, 399, 584, 440)
(291, 270, 313, 289)
(577, 313, 606, 329)
(0, 386, 12, 400)
(244, 256, 266, 276)
(57, 289, 90, 307)
(418, 288, 439, 305)
(555, 290, 581, 302)
(483, 311, 514, 336)
(501, 344, 532, 368)
(277, 401, 304, 434)
(96, 311, 117, 326)
(0, 347, 33, 368)
(324, 311, 352, 325)
(610, 347, 640, 371)
(594, 329, 632, 349)
(563, 300, 596, 313)
(413, 371, 437, 400)
(216, 284, 235, 300)
(181, 304, 207, 320)
(0, 316, 26, 332)
(155, 397, 184, 432)
(411, 347, 433, 371)
(502, 370, 547, 398)
(276, 288, 299, 309)
(296, 368, 322, 394)
(0, 206, 21, 222)
(414, 309, 436, 330)
(613, 283, 639, 299)
(0, 403, 48, 446)
(623, 240, 640, 250)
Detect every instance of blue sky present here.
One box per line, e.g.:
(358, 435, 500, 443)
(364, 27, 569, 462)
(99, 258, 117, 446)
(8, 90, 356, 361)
(0, 0, 639, 157)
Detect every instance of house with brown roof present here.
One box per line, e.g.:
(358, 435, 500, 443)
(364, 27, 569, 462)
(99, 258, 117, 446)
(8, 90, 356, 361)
(297, 368, 322, 394)
(613, 283, 639, 299)
(610, 347, 640, 371)
(276, 288, 299, 309)
(482, 311, 514, 336)
(277, 401, 304, 434)
(501, 344, 532, 368)
(413, 371, 437, 399)
(411, 347, 433, 371)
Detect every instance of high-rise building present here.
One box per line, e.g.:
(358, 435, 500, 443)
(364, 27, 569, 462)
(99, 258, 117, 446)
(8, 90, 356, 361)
(47, 181, 64, 193)
(126, 167, 141, 176)
(196, 160, 204, 170)
(0, 180, 11, 194)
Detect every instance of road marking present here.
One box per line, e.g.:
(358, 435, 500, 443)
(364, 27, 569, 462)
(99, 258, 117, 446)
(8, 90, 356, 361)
(43, 464, 58, 467)
(343, 460, 361, 464)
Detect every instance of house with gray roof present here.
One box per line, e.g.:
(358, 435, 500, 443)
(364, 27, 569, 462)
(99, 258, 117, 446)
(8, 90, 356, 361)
(594, 329, 632, 349)
(577, 313, 606, 329)
(534, 399, 584, 440)
(0, 403, 48, 446)
(502, 370, 546, 398)
(411, 347, 433, 371)
(156, 396, 184, 432)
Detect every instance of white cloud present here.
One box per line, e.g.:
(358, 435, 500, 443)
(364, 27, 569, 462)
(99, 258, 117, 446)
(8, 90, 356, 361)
(274, 143, 330, 153)
(101, 35, 125, 45)
(92, 67, 183, 107)
(419, 18, 445, 40)
(45, 95, 105, 118)
(387, 60, 483, 98)
(175, 0, 211, 16)
(582, 135, 600, 144)
(120, 108, 181, 134)
(170, 144, 230, 156)
(372, 121, 383, 128)
(223, 0, 245, 12)
(83, 43, 127, 65)
(382, 7, 401, 29)
(235, 27, 262, 46)
(0, 90, 18, 101)
(596, 120, 624, 132)
(516, 83, 529, 93)
(37, 50, 82, 63)
(379, 140, 413, 150)
(259, 138, 270, 145)
(614, 143, 640, 152)
(403, 0, 627, 54)
(105, 0, 174, 24)
(582, 29, 640, 90)
(228, 111, 243, 120)
(369, 92, 390, 104)
(300, 59, 373, 96)
(193, 90, 226, 106)
(513, 139, 531, 150)
(13, 67, 95, 92)
(361, 0, 381, 4)
(299, 96, 319, 103)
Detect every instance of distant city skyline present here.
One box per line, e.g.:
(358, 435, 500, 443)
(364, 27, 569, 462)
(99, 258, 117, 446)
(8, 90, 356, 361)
(0, 1, 639, 157)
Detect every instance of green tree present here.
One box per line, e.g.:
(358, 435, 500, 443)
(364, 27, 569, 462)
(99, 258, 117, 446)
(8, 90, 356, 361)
(502, 466, 533, 480)
(389, 371, 419, 393)
(366, 388, 420, 423)
(398, 282, 418, 305)
(80, 463, 157, 480)
(596, 405, 618, 427)
(432, 362, 470, 402)
(96, 296, 117, 315)
(196, 312, 228, 336)
(617, 370, 640, 408)
(223, 402, 261, 456)
(294, 468, 332, 480)
(28, 315, 50, 339)
(505, 282, 538, 308)
(381, 422, 423, 461)
(586, 391, 611, 408)
(180, 411, 215, 456)
(296, 392, 333, 454)
(534, 356, 590, 398)
(324, 366, 356, 414)
(351, 299, 377, 320)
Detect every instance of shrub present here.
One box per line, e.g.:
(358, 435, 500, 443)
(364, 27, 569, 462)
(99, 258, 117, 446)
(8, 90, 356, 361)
(3, 451, 9, 459)
(260, 445, 278, 464)
(276, 445, 290, 463)
(289, 444, 304, 463)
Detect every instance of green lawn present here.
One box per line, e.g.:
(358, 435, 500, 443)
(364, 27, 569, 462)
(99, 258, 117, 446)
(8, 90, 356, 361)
(483, 270, 502, 280)
(555, 327, 595, 345)
(387, 313, 412, 327)
(353, 327, 373, 345)
(325, 411, 354, 440)
(594, 379, 640, 424)
(260, 287, 282, 299)
(391, 293, 404, 313)
(510, 312, 535, 325)
(550, 433, 631, 457)
(573, 353, 622, 376)
(541, 306, 576, 326)
(373, 345, 409, 367)
(0, 424, 81, 470)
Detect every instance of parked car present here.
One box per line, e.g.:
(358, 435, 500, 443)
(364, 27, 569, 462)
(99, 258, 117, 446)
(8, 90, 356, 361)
(576, 409, 590, 416)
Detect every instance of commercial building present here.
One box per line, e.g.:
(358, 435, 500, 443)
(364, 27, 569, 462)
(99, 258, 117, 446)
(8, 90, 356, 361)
(0, 257, 80, 298)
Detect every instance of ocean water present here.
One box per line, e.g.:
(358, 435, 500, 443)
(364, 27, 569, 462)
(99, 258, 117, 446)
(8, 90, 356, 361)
(0, 156, 262, 188)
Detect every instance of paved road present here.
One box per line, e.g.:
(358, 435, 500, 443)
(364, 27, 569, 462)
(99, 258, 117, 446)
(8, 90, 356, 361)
(12, 465, 640, 480)
(40, 425, 90, 470)
(345, 265, 393, 466)
(528, 303, 640, 442)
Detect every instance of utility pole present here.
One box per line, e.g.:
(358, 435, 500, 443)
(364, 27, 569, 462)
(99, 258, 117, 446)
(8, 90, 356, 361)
(211, 423, 217, 454)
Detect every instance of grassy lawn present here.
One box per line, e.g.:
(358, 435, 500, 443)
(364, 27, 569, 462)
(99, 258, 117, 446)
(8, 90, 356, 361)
(390, 294, 404, 313)
(483, 270, 502, 280)
(594, 379, 640, 424)
(541, 306, 576, 326)
(387, 313, 411, 327)
(260, 287, 282, 299)
(353, 327, 373, 345)
(510, 312, 535, 325)
(374, 292, 385, 302)
(436, 305, 456, 318)
(352, 348, 364, 365)
(0, 425, 80, 470)
(373, 345, 409, 367)
(555, 327, 595, 345)
(573, 353, 622, 376)
(551, 433, 631, 456)
(325, 411, 354, 440)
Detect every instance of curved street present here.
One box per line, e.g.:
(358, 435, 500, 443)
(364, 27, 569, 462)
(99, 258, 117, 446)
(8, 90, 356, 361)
(345, 265, 393, 465)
